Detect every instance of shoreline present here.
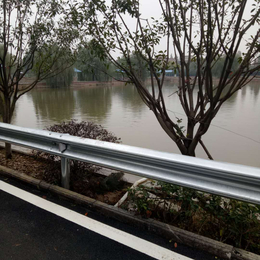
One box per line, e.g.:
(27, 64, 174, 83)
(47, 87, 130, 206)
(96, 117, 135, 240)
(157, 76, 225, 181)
(20, 76, 259, 89)
(34, 80, 127, 89)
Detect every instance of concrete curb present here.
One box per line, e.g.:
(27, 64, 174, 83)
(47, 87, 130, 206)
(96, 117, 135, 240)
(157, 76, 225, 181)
(0, 165, 259, 260)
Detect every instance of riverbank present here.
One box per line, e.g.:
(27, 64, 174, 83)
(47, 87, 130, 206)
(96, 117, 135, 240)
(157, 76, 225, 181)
(19, 77, 128, 89)
(21, 75, 260, 89)
(43, 80, 127, 89)
(70, 80, 128, 88)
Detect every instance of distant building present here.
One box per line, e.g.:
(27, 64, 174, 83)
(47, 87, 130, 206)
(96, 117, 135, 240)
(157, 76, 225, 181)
(74, 68, 82, 82)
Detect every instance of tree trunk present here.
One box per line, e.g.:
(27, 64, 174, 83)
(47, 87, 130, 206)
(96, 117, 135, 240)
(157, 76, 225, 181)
(3, 98, 13, 159)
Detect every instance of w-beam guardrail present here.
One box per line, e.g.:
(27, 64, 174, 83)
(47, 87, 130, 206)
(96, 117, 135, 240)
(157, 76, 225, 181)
(0, 122, 260, 205)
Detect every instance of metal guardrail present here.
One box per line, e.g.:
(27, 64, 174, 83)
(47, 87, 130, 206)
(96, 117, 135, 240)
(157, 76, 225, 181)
(0, 122, 260, 204)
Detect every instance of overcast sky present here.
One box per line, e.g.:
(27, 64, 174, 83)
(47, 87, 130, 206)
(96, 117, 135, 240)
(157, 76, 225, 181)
(111, 0, 259, 56)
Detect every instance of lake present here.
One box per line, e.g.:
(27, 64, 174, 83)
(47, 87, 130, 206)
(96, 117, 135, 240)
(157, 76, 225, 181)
(12, 82, 260, 168)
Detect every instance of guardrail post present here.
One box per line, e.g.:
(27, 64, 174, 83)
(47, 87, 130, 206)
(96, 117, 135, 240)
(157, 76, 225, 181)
(61, 157, 70, 189)
(59, 143, 70, 189)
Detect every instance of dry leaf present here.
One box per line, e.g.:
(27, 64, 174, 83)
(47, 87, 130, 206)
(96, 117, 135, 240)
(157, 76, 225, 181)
(146, 210, 152, 218)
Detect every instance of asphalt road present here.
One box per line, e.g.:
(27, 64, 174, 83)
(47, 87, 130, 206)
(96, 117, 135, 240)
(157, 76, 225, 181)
(0, 176, 222, 260)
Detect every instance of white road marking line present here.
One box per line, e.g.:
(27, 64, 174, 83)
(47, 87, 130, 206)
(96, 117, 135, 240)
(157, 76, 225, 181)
(0, 181, 193, 260)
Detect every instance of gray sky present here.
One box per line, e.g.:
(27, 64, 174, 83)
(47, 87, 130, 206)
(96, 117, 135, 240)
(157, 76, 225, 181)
(111, 0, 259, 56)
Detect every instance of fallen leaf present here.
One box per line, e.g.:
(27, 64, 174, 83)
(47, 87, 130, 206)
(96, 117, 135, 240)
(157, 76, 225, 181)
(42, 196, 47, 199)
(174, 242, 177, 248)
(85, 212, 88, 216)
(146, 210, 152, 218)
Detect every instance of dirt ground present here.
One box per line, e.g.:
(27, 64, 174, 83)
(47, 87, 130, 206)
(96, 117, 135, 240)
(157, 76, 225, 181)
(0, 148, 129, 205)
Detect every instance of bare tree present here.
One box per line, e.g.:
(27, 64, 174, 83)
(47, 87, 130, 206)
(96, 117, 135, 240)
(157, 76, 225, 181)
(0, 0, 77, 158)
(73, 0, 260, 158)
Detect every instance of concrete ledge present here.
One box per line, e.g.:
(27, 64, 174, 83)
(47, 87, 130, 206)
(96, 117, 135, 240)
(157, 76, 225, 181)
(0, 165, 259, 260)
(231, 248, 260, 260)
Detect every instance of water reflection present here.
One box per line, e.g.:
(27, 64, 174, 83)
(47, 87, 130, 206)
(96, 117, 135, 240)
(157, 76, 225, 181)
(75, 86, 112, 122)
(250, 83, 260, 103)
(28, 88, 76, 122)
(112, 85, 145, 114)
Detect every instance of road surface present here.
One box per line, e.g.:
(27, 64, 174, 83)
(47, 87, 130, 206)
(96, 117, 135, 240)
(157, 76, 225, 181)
(0, 177, 221, 260)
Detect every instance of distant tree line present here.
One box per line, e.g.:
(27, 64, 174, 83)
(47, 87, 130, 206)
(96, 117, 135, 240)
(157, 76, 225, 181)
(12, 45, 257, 89)
(73, 51, 258, 85)
(75, 48, 148, 83)
(37, 47, 259, 88)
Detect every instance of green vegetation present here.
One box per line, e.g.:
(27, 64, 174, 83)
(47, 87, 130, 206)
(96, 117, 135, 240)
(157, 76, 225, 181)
(45, 65, 74, 88)
(76, 47, 113, 82)
(32, 45, 75, 88)
(116, 52, 149, 82)
(127, 182, 260, 254)
(75, 47, 148, 82)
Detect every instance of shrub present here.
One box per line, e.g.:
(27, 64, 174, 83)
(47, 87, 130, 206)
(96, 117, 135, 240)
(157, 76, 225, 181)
(34, 119, 121, 174)
(127, 181, 260, 254)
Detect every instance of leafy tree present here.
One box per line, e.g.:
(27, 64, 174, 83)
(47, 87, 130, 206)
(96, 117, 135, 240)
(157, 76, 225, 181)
(76, 47, 113, 82)
(44, 48, 75, 88)
(45, 65, 74, 88)
(117, 52, 149, 81)
(0, 0, 77, 158)
(132, 52, 149, 81)
(76, 44, 148, 82)
(212, 54, 241, 78)
(70, 0, 260, 158)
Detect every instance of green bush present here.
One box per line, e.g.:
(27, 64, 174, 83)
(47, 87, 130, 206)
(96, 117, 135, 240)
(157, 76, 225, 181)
(127, 181, 260, 253)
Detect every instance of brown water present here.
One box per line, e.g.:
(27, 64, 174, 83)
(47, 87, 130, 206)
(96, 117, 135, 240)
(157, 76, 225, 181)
(12, 83, 260, 168)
